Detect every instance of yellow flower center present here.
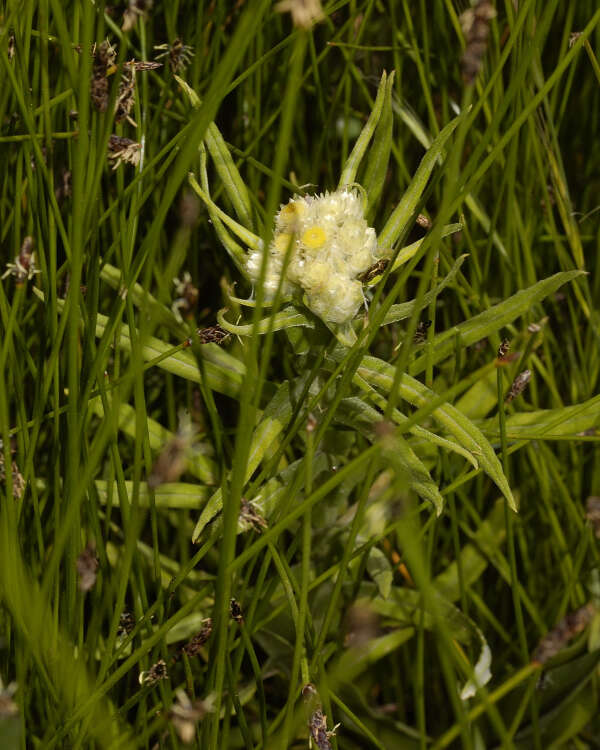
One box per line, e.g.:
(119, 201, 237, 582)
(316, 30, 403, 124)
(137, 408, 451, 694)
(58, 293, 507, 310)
(301, 226, 327, 250)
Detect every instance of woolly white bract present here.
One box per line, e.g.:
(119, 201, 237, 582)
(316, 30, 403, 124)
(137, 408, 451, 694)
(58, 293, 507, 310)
(247, 189, 379, 324)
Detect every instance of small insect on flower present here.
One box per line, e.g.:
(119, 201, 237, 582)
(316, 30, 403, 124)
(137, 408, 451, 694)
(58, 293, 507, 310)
(505, 369, 531, 403)
(229, 598, 243, 624)
(413, 320, 432, 344)
(357, 258, 389, 283)
(154, 38, 195, 73)
(497, 338, 510, 360)
(239, 498, 268, 533)
(107, 135, 141, 169)
(2, 236, 40, 284)
(139, 659, 168, 686)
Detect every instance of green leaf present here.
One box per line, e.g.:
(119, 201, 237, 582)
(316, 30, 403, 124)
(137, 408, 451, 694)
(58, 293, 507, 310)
(378, 113, 463, 252)
(410, 270, 586, 376)
(192, 382, 294, 541)
(351, 355, 516, 510)
(369, 225, 463, 287)
(89, 398, 217, 484)
(338, 71, 388, 189)
(205, 122, 254, 230)
(478, 393, 600, 439)
(338, 383, 479, 470)
(175, 74, 254, 229)
(217, 305, 314, 336)
(362, 71, 395, 216)
(380, 253, 467, 323)
(198, 142, 251, 277)
(92, 309, 246, 397)
(335, 397, 445, 514)
(188, 172, 262, 252)
(366, 546, 393, 599)
(95, 480, 210, 509)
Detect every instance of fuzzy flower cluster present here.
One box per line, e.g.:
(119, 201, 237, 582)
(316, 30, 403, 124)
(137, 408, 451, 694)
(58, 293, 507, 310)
(247, 189, 379, 324)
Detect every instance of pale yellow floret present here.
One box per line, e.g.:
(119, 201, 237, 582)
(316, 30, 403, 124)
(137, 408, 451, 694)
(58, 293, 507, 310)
(278, 200, 307, 231)
(273, 233, 294, 254)
(248, 188, 381, 324)
(301, 226, 327, 250)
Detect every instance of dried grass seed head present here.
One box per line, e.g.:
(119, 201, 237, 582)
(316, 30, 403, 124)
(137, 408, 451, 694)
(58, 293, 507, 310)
(107, 135, 141, 169)
(2, 236, 40, 284)
(275, 0, 325, 30)
(154, 39, 195, 73)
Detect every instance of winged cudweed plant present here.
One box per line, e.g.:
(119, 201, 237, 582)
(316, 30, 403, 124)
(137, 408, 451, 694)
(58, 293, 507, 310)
(185, 70, 524, 526)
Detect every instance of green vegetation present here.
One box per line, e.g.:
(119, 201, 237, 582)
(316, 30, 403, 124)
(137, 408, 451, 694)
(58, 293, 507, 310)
(1, 1, 600, 747)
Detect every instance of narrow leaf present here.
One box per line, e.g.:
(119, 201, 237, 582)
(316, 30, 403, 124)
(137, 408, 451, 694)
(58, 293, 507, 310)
(175, 73, 254, 229)
(410, 270, 586, 375)
(378, 113, 463, 252)
(192, 383, 294, 541)
(381, 253, 467, 324)
(370, 225, 463, 287)
(338, 71, 387, 189)
(363, 71, 395, 216)
(349, 355, 516, 510)
(217, 305, 314, 336)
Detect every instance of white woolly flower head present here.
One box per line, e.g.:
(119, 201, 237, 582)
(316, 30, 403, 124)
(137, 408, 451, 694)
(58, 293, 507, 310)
(247, 188, 379, 324)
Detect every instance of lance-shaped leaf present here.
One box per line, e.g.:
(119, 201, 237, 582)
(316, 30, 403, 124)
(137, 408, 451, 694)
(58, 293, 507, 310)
(478, 393, 600, 440)
(335, 397, 445, 514)
(339, 389, 479, 471)
(95, 480, 210, 509)
(368, 225, 463, 287)
(409, 270, 586, 376)
(378, 113, 463, 253)
(342, 354, 516, 510)
(217, 305, 314, 336)
(192, 382, 294, 541)
(362, 71, 395, 216)
(198, 143, 250, 277)
(175, 74, 253, 230)
(380, 253, 467, 324)
(92, 309, 246, 397)
(188, 172, 262, 252)
(89, 398, 217, 484)
(338, 71, 388, 189)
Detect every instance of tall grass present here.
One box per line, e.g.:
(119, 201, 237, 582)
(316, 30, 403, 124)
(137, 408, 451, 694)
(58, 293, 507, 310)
(1, 1, 600, 748)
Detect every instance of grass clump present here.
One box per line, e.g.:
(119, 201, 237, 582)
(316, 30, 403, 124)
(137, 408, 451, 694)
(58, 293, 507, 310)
(1, 1, 600, 748)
